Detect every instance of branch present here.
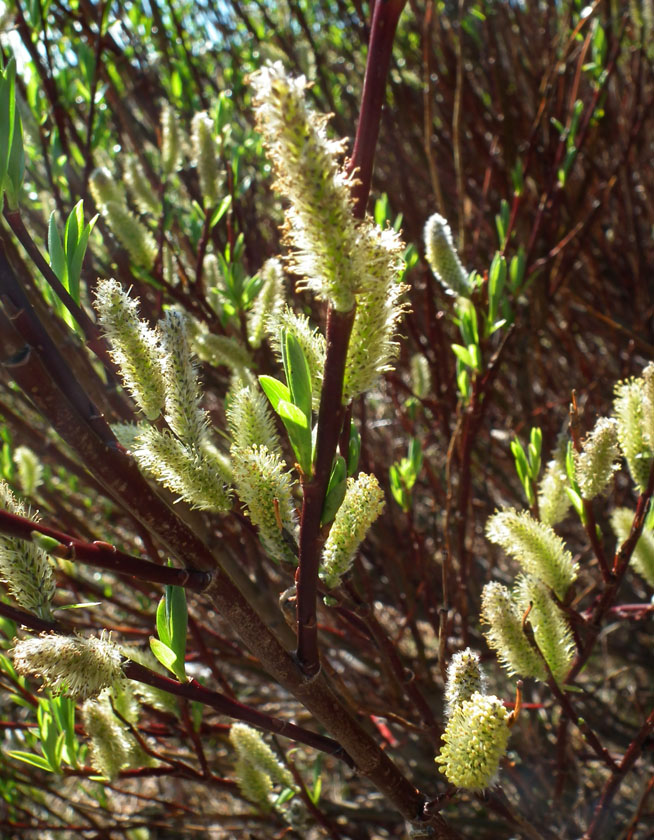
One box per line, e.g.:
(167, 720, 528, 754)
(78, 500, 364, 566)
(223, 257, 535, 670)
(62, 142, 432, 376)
(0, 508, 211, 591)
(294, 0, 408, 678)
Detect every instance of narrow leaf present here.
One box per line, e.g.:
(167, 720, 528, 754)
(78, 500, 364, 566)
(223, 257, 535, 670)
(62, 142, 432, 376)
(259, 375, 290, 413)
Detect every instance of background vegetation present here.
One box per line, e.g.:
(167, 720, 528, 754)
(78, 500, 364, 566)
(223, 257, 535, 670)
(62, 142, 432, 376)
(0, 0, 653, 837)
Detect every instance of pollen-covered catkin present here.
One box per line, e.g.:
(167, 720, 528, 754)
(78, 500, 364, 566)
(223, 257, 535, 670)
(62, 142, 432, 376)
(0, 481, 54, 619)
(611, 507, 654, 587)
(486, 508, 578, 598)
(231, 445, 297, 564)
(614, 376, 653, 492)
(537, 442, 571, 526)
(435, 692, 510, 790)
(248, 258, 285, 349)
(94, 278, 166, 420)
(513, 575, 574, 682)
(13, 632, 124, 700)
(444, 648, 485, 718)
(161, 102, 182, 178)
(480, 581, 546, 680)
(159, 309, 207, 448)
(574, 417, 620, 499)
(319, 473, 385, 588)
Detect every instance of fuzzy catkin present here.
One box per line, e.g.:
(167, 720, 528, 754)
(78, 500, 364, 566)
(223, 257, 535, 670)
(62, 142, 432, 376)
(248, 258, 285, 349)
(480, 581, 546, 681)
(133, 426, 231, 512)
(410, 353, 430, 399)
(13, 446, 43, 497)
(13, 632, 124, 700)
(231, 445, 297, 563)
(161, 102, 182, 178)
(94, 279, 165, 420)
(82, 692, 133, 780)
(614, 376, 653, 492)
(103, 200, 157, 270)
(342, 267, 406, 404)
(435, 692, 510, 790)
(227, 385, 281, 456)
(538, 445, 571, 526)
(250, 61, 360, 312)
(486, 508, 578, 599)
(159, 310, 207, 448)
(191, 111, 221, 205)
(124, 157, 160, 216)
(513, 575, 574, 682)
(424, 213, 471, 297)
(122, 647, 179, 715)
(574, 417, 620, 499)
(89, 166, 126, 208)
(193, 331, 253, 375)
(319, 473, 385, 588)
(0, 481, 54, 618)
(611, 507, 654, 587)
(444, 648, 485, 718)
(230, 723, 295, 789)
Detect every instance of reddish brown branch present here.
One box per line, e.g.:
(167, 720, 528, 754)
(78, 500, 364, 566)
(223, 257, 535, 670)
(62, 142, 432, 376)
(0, 508, 210, 591)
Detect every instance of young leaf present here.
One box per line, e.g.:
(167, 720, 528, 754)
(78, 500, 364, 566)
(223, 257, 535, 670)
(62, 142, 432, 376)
(48, 212, 67, 286)
(277, 398, 312, 475)
(0, 57, 16, 195)
(209, 194, 232, 229)
(149, 638, 179, 677)
(347, 422, 361, 477)
(8, 751, 55, 773)
(321, 455, 347, 526)
(4, 105, 24, 209)
(165, 584, 188, 676)
(282, 329, 312, 422)
(451, 344, 474, 369)
(155, 596, 171, 648)
(389, 464, 408, 511)
(259, 375, 291, 413)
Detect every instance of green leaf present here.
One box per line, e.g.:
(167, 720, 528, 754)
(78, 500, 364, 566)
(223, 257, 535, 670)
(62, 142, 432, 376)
(208, 195, 232, 229)
(566, 486, 585, 522)
(69, 212, 98, 303)
(155, 596, 170, 647)
(309, 773, 322, 804)
(282, 329, 312, 422)
(149, 638, 180, 679)
(321, 456, 347, 527)
(47, 212, 67, 286)
(408, 438, 423, 477)
(451, 344, 474, 368)
(259, 375, 290, 413)
(64, 201, 83, 262)
(488, 253, 507, 327)
(4, 105, 24, 209)
(389, 464, 409, 511)
(347, 422, 360, 477)
(0, 57, 16, 197)
(511, 439, 529, 484)
(165, 584, 187, 676)
(57, 601, 102, 610)
(277, 399, 312, 475)
(8, 751, 54, 773)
